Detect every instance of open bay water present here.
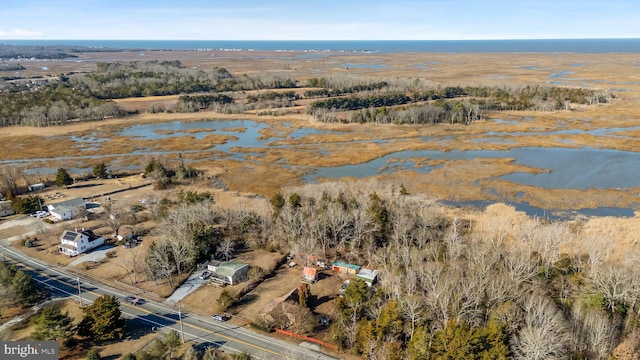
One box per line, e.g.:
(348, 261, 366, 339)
(4, 39, 640, 53)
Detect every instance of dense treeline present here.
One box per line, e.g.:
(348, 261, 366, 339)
(309, 93, 484, 125)
(0, 59, 301, 126)
(176, 94, 234, 112)
(459, 84, 612, 110)
(0, 44, 79, 59)
(79, 61, 296, 99)
(303, 79, 389, 98)
(0, 80, 124, 127)
(348, 100, 483, 125)
(246, 90, 299, 103)
(308, 93, 412, 112)
(309, 84, 611, 124)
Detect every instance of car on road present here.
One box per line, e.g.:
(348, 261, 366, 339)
(212, 314, 230, 322)
(123, 296, 145, 305)
(199, 271, 212, 280)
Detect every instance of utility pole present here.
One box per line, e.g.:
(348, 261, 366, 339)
(177, 306, 185, 343)
(76, 275, 83, 306)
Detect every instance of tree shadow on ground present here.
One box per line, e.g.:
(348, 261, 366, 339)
(234, 293, 258, 308)
(69, 183, 103, 189)
(309, 294, 335, 312)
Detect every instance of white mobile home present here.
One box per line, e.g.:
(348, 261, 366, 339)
(28, 183, 45, 192)
(47, 197, 86, 221)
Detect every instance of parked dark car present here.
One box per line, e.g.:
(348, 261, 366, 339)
(199, 271, 212, 280)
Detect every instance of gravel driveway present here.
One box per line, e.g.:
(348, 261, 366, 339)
(165, 269, 209, 303)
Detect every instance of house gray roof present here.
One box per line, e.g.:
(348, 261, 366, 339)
(215, 261, 248, 278)
(50, 197, 86, 209)
(356, 268, 378, 282)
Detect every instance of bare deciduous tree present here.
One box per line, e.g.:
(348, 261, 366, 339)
(116, 245, 143, 284)
(444, 218, 465, 260)
(537, 222, 571, 278)
(583, 235, 613, 268)
(278, 205, 307, 250)
(105, 212, 123, 237)
(146, 241, 177, 288)
(502, 246, 538, 286)
(401, 295, 424, 340)
(217, 238, 236, 261)
(102, 200, 127, 237)
(571, 301, 619, 360)
(320, 201, 353, 253)
(0, 165, 23, 196)
(512, 295, 570, 360)
(589, 264, 638, 314)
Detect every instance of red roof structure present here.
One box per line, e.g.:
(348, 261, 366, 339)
(302, 267, 318, 283)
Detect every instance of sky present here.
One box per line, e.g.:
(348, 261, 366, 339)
(1, 0, 639, 41)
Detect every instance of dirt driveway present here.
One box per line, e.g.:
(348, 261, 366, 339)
(0, 215, 55, 244)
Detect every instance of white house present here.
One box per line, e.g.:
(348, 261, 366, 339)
(47, 197, 86, 221)
(0, 201, 15, 217)
(58, 229, 105, 257)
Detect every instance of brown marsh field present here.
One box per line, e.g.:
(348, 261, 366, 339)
(4, 49, 640, 216)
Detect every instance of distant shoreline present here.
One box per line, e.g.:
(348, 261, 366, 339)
(3, 38, 640, 53)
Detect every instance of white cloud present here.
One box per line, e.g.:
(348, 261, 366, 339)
(0, 28, 42, 39)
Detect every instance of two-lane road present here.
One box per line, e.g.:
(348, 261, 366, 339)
(0, 243, 340, 360)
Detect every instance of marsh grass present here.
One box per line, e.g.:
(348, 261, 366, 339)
(4, 51, 640, 214)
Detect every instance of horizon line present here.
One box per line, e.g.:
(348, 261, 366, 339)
(3, 37, 640, 42)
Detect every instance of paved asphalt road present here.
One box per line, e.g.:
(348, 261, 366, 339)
(0, 244, 340, 360)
